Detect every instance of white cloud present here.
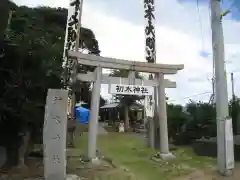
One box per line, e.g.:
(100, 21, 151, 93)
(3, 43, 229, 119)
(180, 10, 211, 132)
(80, 2, 216, 104)
(13, 0, 240, 105)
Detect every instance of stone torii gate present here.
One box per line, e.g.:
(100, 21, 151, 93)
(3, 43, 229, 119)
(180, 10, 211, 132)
(43, 0, 184, 179)
(68, 51, 184, 160)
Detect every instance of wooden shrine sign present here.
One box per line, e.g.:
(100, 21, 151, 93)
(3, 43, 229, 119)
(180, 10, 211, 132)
(109, 84, 154, 96)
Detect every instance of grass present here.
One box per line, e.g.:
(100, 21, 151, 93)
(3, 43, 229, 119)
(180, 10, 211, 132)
(74, 132, 216, 180)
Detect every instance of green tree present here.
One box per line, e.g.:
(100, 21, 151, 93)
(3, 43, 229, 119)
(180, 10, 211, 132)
(171, 100, 216, 145)
(0, 5, 103, 168)
(167, 103, 189, 139)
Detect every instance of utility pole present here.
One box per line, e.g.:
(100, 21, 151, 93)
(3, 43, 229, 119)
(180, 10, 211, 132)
(210, 0, 234, 176)
(211, 48, 215, 105)
(212, 77, 215, 104)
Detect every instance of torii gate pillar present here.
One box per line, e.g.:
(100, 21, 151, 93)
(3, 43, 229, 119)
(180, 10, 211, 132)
(157, 73, 174, 158)
(88, 66, 102, 159)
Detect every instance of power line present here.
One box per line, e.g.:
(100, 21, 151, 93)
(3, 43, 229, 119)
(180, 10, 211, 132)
(182, 91, 212, 100)
(168, 69, 240, 103)
(187, 68, 240, 82)
(168, 91, 212, 102)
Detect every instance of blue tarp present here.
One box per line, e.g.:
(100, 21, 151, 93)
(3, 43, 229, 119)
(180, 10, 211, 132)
(75, 106, 90, 124)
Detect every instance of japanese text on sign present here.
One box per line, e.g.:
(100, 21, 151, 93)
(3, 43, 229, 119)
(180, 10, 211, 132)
(109, 84, 153, 96)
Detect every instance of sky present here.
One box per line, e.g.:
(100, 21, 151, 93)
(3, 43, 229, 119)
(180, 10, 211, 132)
(13, 0, 240, 105)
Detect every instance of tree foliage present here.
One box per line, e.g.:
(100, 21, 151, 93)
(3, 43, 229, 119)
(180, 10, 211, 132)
(168, 101, 216, 144)
(168, 96, 240, 145)
(0, 4, 105, 160)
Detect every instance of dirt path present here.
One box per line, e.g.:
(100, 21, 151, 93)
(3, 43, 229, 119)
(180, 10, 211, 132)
(175, 163, 240, 180)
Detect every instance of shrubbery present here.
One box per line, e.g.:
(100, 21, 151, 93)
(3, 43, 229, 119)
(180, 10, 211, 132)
(168, 98, 239, 145)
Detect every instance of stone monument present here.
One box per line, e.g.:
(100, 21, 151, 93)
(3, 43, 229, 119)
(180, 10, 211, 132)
(43, 89, 68, 180)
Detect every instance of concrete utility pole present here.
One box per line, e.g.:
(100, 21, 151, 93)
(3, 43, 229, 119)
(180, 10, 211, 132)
(210, 0, 234, 176)
(212, 77, 215, 104)
(211, 53, 216, 105)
